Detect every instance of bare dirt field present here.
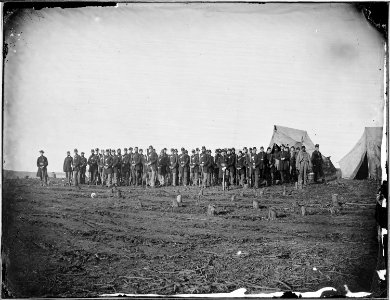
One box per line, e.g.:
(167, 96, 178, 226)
(2, 178, 380, 297)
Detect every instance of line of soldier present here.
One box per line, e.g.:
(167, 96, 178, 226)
(61, 144, 325, 188)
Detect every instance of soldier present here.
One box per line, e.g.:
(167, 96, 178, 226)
(199, 146, 210, 188)
(98, 149, 105, 186)
(296, 145, 312, 187)
(73, 149, 81, 189)
(180, 148, 190, 186)
(218, 149, 229, 188)
(242, 147, 249, 183)
(213, 149, 221, 185)
(273, 144, 281, 182)
(257, 147, 267, 184)
(279, 145, 290, 184)
(246, 148, 253, 187)
(111, 149, 120, 187)
(122, 148, 130, 186)
(87, 149, 98, 185)
(170, 148, 179, 186)
(289, 146, 297, 182)
(157, 148, 168, 186)
(206, 150, 214, 186)
(189, 149, 197, 186)
(128, 147, 134, 185)
(311, 144, 325, 183)
(36, 150, 48, 186)
(147, 147, 158, 187)
(63, 151, 73, 186)
(252, 147, 259, 188)
(80, 152, 88, 184)
(132, 147, 142, 186)
(226, 149, 235, 186)
(140, 149, 147, 186)
(103, 149, 113, 187)
(236, 150, 246, 186)
(266, 147, 275, 185)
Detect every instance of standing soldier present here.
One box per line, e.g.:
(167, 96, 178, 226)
(80, 152, 88, 184)
(206, 150, 213, 186)
(252, 147, 260, 188)
(257, 147, 267, 185)
(246, 148, 253, 187)
(87, 149, 98, 185)
(266, 147, 275, 185)
(199, 146, 210, 188)
(36, 150, 48, 186)
(236, 150, 246, 186)
(63, 151, 73, 186)
(98, 149, 105, 186)
(279, 145, 290, 184)
(213, 149, 220, 185)
(112, 149, 120, 187)
(170, 148, 179, 186)
(289, 146, 297, 182)
(194, 148, 200, 186)
(73, 149, 81, 189)
(147, 147, 158, 187)
(132, 147, 142, 186)
(189, 149, 197, 186)
(296, 145, 312, 187)
(140, 149, 147, 186)
(178, 148, 185, 186)
(218, 149, 228, 189)
(227, 149, 235, 186)
(311, 144, 325, 183)
(242, 147, 248, 184)
(157, 148, 168, 186)
(103, 149, 113, 187)
(122, 148, 130, 186)
(180, 149, 190, 186)
(231, 148, 237, 184)
(128, 147, 134, 185)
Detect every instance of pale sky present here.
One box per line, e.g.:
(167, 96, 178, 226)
(3, 3, 385, 172)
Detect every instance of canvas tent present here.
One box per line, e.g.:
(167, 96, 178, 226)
(268, 125, 336, 176)
(339, 127, 383, 180)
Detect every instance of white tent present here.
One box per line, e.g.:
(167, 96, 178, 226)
(339, 127, 383, 180)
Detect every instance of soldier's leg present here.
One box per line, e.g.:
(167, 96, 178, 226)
(194, 171, 198, 186)
(73, 170, 79, 187)
(254, 168, 259, 188)
(173, 171, 177, 186)
(106, 173, 112, 187)
(202, 171, 208, 188)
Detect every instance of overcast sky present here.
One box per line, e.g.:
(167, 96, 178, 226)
(3, 3, 385, 172)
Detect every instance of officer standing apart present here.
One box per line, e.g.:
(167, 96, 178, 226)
(37, 150, 48, 186)
(311, 144, 325, 183)
(63, 151, 73, 186)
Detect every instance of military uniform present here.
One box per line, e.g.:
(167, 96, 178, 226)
(190, 151, 200, 186)
(132, 150, 142, 186)
(122, 150, 130, 186)
(279, 148, 290, 183)
(112, 150, 121, 186)
(36, 151, 48, 185)
(289, 149, 297, 182)
(80, 153, 88, 184)
(170, 150, 179, 186)
(148, 149, 158, 187)
(266, 149, 275, 185)
(158, 150, 168, 186)
(199, 149, 210, 188)
(87, 151, 98, 184)
(73, 151, 82, 188)
(235, 152, 246, 186)
(296, 148, 312, 186)
(311, 146, 324, 183)
(98, 150, 105, 185)
(103, 152, 113, 187)
(63, 153, 73, 185)
(179, 150, 190, 186)
(227, 151, 236, 185)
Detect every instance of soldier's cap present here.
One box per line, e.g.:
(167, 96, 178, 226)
(129, 147, 133, 150)
(91, 149, 94, 152)
(74, 149, 78, 152)
(260, 146, 264, 149)
(227, 148, 231, 152)
(291, 146, 295, 149)
(315, 144, 319, 147)
(112, 149, 116, 152)
(302, 145, 306, 149)
(196, 148, 199, 151)
(105, 149, 109, 152)
(124, 148, 128, 151)
(232, 148, 235, 151)
(170, 148, 174, 151)
(221, 149, 226, 153)
(267, 147, 271, 150)
(139, 149, 143, 152)
(201, 146, 206, 150)
(149, 145, 153, 149)
(81, 152, 85, 154)
(238, 150, 242, 154)
(185, 150, 188, 153)
(163, 148, 167, 150)
(117, 148, 121, 151)
(192, 149, 195, 153)
(95, 148, 99, 151)
(67, 151, 70, 154)
(181, 147, 185, 151)
(243, 147, 247, 150)
(253, 147, 257, 150)
(39, 150, 44, 153)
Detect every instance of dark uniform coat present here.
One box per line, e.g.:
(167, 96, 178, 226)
(103, 155, 113, 174)
(279, 150, 289, 171)
(73, 154, 82, 171)
(63, 156, 73, 172)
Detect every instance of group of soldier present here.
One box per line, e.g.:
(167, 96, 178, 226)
(59, 143, 325, 189)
